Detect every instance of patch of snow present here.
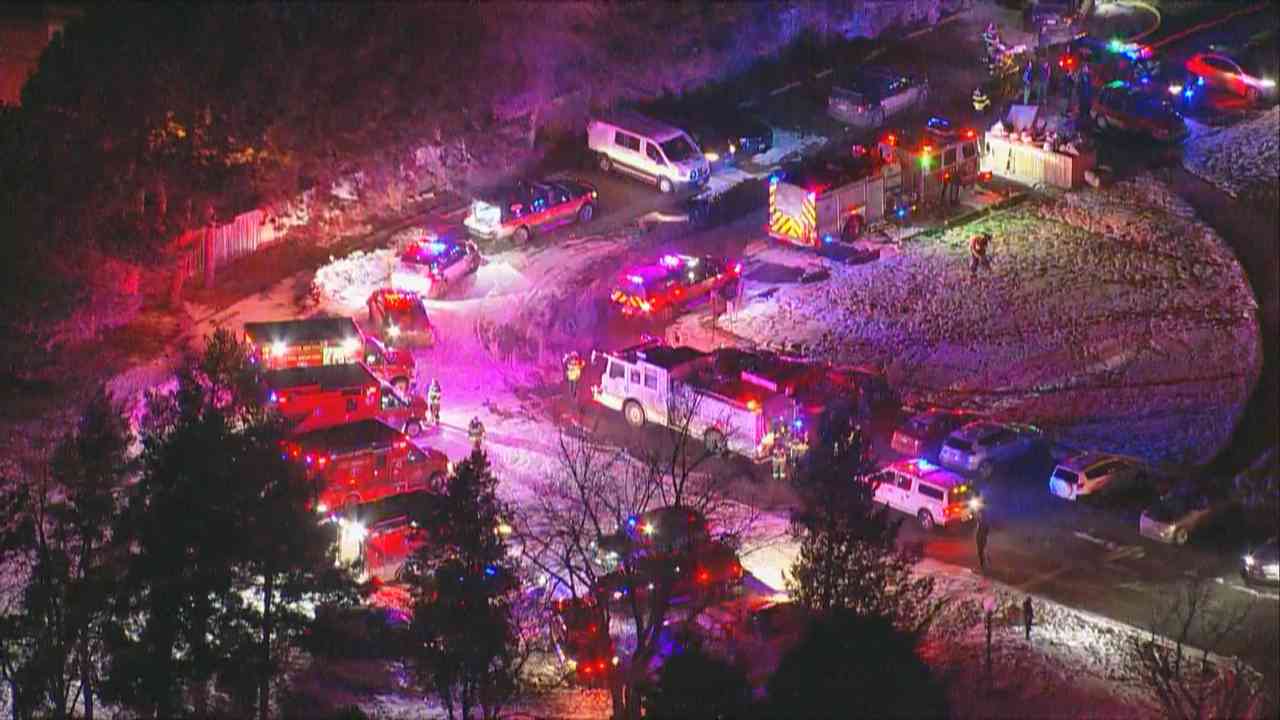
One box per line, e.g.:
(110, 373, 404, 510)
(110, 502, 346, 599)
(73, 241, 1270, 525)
(1183, 108, 1280, 202)
(750, 129, 829, 167)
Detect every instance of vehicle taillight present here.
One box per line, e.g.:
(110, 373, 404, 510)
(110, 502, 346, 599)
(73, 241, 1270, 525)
(733, 262, 742, 274)
(696, 568, 711, 584)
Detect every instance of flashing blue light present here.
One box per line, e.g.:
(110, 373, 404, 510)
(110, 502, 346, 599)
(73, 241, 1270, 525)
(626, 516, 638, 528)
(927, 116, 951, 130)
(484, 564, 497, 577)
(769, 174, 780, 185)
(269, 391, 278, 403)
(420, 240, 448, 256)
(896, 207, 908, 218)
(793, 418, 804, 430)
(822, 234, 835, 244)
(914, 458, 937, 472)
(1183, 88, 1194, 100)
(1196, 76, 1205, 87)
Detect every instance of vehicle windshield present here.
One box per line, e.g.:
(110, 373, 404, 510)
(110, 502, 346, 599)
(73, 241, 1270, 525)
(1052, 468, 1080, 485)
(660, 136, 698, 163)
(944, 437, 972, 452)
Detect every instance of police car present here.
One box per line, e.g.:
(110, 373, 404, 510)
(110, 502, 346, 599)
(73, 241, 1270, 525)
(391, 232, 482, 299)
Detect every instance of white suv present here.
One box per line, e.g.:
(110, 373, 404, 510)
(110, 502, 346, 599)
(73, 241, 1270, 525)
(863, 458, 981, 531)
(939, 421, 1042, 479)
(1048, 452, 1142, 501)
(588, 112, 710, 193)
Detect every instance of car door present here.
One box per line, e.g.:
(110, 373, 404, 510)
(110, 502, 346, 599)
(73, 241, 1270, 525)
(868, 470, 898, 508)
(524, 183, 555, 229)
(893, 472, 916, 512)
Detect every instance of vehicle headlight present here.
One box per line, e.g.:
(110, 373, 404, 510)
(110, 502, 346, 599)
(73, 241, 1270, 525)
(315, 502, 329, 514)
(1260, 78, 1276, 88)
(1265, 564, 1279, 574)
(567, 659, 578, 670)
(969, 498, 983, 511)
(704, 152, 719, 162)
(728, 143, 737, 154)
(1243, 554, 1255, 566)
(387, 324, 401, 338)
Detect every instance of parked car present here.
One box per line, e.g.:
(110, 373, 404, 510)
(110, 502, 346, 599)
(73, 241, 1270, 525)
(891, 408, 974, 461)
(1139, 490, 1227, 545)
(1023, 0, 1082, 34)
(1048, 452, 1144, 501)
(828, 67, 928, 129)
(938, 421, 1042, 479)
(365, 289, 437, 349)
(653, 107, 774, 167)
(390, 232, 482, 299)
(588, 111, 710, 193)
(862, 458, 982, 531)
(1241, 537, 1280, 587)
(609, 253, 741, 320)
(1092, 82, 1188, 142)
(463, 177, 597, 244)
(1184, 50, 1277, 103)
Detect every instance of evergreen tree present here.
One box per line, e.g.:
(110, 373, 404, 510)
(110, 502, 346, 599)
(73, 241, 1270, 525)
(644, 645, 753, 720)
(102, 333, 352, 718)
(766, 610, 948, 720)
(407, 450, 521, 720)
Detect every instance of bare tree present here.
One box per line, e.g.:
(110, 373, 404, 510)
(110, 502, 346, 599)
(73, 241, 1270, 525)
(1125, 577, 1273, 720)
(516, 394, 754, 720)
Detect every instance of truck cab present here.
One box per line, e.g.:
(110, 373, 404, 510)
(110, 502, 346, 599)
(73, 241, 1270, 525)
(878, 119, 981, 208)
(285, 420, 450, 513)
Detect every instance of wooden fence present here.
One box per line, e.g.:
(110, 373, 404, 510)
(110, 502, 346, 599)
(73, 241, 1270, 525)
(180, 208, 272, 285)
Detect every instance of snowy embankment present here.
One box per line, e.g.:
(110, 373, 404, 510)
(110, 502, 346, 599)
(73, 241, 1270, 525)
(718, 174, 1261, 465)
(1184, 107, 1280, 205)
(697, 130, 829, 199)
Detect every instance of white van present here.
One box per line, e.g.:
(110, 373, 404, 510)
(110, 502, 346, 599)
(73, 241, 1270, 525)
(862, 458, 981, 530)
(587, 112, 711, 193)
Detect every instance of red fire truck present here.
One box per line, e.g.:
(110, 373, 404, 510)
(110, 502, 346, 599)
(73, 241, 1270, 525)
(284, 419, 450, 513)
(244, 317, 416, 391)
(345, 491, 443, 582)
(263, 364, 431, 437)
(364, 289, 437, 349)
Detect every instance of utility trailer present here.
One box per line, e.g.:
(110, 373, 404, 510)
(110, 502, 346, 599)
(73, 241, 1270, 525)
(591, 342, 797, 459)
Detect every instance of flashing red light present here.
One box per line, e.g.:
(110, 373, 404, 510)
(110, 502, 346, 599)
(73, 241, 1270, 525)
(962, 128, 976, 139)
(395, 440, 408, 450)
(921, 144, 933, 154)
(733, 262, 742, 275)
(883, 133, 898, 146)
(696, 568, 711, 584)
(317, 456, 328, 468)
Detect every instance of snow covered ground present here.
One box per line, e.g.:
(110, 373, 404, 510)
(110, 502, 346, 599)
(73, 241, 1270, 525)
(697, 129, 829, 199)
(1184, 108, 1280, 205)
(712, 174, 1261, 466)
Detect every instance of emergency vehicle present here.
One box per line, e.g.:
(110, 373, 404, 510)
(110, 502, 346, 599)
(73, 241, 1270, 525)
(285, 419, 450, 513)
(391, 232, 482, 300)
(608, 253, 741, 320)
(551, 598, 616, 685)
(767, 146, 904, 248)
(593, 507, 744, 605)
(463, 177, 598, 244)
(263, 364, 431, 437)
(878, 119, 982, 211)
(591, 342, 797, 459)
(336, 491, 443, 581)
(365, 289, 436, 349)
(244, 317, 416, 391)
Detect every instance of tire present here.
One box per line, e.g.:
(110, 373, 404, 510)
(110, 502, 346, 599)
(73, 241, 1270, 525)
(1173, 527, 1189, 545)
(578, 203, 595, 223)
(623, 400, 646, 428)
(842, 215, 863, 243)
(598, 154, 612, 173)
(404, 420, 422, 438)
(977, 461, 994, 481)
(704, 428, 726, 453)
(513, 225, 531, 244)
(657, 176, 674, 194)
(393, 377, 410, 394)
(918, 510, 936, 531)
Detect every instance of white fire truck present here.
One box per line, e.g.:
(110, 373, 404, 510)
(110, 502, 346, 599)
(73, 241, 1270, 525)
(591, 342, 797, 459)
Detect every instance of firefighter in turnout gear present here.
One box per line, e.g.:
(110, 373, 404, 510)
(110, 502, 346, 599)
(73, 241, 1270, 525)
(563, 351, 585, 399)
(468, 416, 486, 451)
(969, 232, 993, 275)
(427, 379, 442, 427)
(771, 420, 790, 483)
(972, 86, 991, 113)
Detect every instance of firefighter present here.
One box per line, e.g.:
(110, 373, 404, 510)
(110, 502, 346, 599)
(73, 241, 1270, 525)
(969, 232, 992, 276)
(427, 379, 442, 427)
(972, 86, 991, 114)
(468, 416, 486, 451)
(563, 351, 585, 399)
(1022, 60, 1035, 105)
(770, 420, 790, 483)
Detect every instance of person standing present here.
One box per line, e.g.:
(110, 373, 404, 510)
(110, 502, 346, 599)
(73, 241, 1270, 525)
(563, 351, 584, 400)
(427, 378, 442, 427)
(1022, 60, 1035, 105)
(1023, 596, 1035, 641)
(975, 518, 990, 572)
(467, 416, 486, 452)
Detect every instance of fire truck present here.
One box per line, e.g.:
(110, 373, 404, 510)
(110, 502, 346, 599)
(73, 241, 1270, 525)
(284, 419, 450, 513)
(608, 253, 741, 320)
(591, 341, 797, 459)
(876, 118, 983, 212)
(767, 144, 908, 248)
(263, 364, 431, 437)
(365, 289, 437, 349)
(244, 317, 416, 392)
(335, 491, 443, 581)
(592, 507, 744, 605)
(551, 598, 616, 685)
